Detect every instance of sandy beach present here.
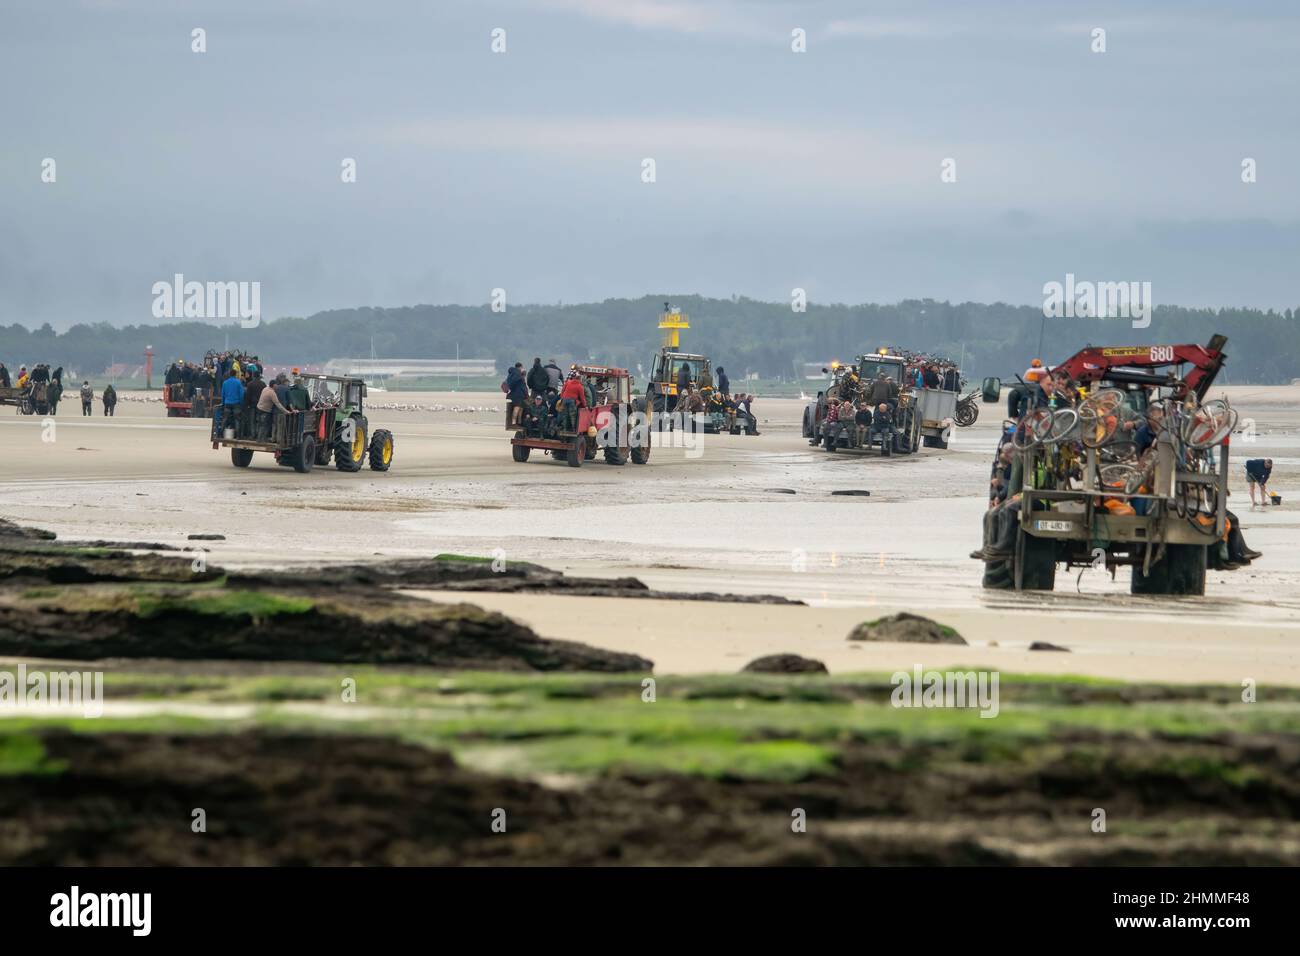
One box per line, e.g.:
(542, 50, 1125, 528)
(1, 384, 1296, 683)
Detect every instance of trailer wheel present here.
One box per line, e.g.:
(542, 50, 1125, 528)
(923, 434, 948, 449)
(1015, 530, 1057, 591)
(231, 448, 254, 468)
(567, 434, 584, 467)
(292, 435, 316, 473)
(369, 429, 394, 471)
(631, 442, 650, 465)
(512, 433, 531, 462)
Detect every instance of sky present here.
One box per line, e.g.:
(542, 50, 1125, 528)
(2, 0, 1298, 329)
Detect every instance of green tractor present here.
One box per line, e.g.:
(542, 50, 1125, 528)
(212, 375, 395, 473)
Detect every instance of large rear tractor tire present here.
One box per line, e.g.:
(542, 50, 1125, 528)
(293, 435, 317, 473)
(1015, 530, 1057, 591)
(1131, 544, 1207, 596)
(604, 445, 626, 465)
(631, 442, 650, 465)
(335, 415, 367, 472)
(369, 429, 394, 471)
(231, 448, 254, 468)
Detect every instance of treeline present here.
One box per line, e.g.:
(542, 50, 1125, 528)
(3, 296, 1298, 383)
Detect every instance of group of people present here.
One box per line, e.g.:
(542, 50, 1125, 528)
(667, 362, 758, 431)
(0, 361, 111, 416)
(821, 397, 898, 451)
(215, 363, 309, 442)
(507, 358, 610, 434)
(812, 368, 906, 449)
(164, 358, 216, 403)
(903, 357, 963, 391)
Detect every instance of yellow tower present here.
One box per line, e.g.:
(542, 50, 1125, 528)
(658, 301, 690, 349)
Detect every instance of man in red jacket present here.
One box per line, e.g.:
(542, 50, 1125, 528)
(559, 372, 587, 432)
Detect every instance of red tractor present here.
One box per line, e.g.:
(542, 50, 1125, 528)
(508, 365, 651, 468)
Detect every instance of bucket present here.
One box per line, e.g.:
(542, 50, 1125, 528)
(1270, 493, 1282, 505)
(223, 427, 235, 440)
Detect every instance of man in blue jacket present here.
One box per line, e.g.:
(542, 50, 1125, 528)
(219, 371, 246, 439)
(1246, 458, 1273, 507)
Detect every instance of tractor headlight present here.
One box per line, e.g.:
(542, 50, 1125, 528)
(586, 426, 598, 437)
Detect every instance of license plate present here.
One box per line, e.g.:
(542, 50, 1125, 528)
(1035, 520, 1074, 532)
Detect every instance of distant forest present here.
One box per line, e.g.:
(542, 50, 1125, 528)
(3, 296, 1298, 384)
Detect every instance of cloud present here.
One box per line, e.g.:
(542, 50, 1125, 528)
(536, 0, 726, 34)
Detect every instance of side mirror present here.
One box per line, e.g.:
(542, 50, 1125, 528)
(981, 377, 1002, 404)
(821, 367, 829, 374)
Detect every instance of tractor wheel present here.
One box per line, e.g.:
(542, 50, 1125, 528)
(293, 435, 316, 473)
(512, 433, 531, 462)
(369, 429, 394, 471)
(192, 396, 208, 419)
(604, 445, 625, 465)
(631, 442, 650, 465)
(1131, 544, 1206, 596)
(1014, 529, 1057, 591)
(982, 556, 1013, 589)
(335, 415, 366, 471)
(584, 441, 597, 461)
(315, 441, 333, 467)
(801, 406, 814, 438)
(893, 411, 912, 454)
(166, 407, 178, 418)
(567, 434, 584, 468)
(231, 447, 254, 468)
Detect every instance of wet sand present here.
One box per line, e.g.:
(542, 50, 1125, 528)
(1, 385, 1296, 683)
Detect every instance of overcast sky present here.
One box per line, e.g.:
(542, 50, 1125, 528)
(2, 0, 1298, 329)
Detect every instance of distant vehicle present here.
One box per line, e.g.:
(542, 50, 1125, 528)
(509, 365, 650, 468)
(212, 374, 394, 473)
(802, 349, 960, 454)
(1, 382, 48, 416)
(644, 302, 714, 415)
